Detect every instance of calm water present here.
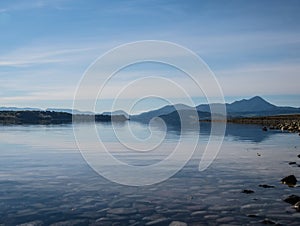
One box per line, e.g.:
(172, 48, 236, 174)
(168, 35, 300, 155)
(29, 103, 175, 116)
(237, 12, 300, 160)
(0, 122, 299, 225)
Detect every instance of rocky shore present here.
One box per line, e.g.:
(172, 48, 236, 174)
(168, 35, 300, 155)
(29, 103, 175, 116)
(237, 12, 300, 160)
(227, 114, 300, 134)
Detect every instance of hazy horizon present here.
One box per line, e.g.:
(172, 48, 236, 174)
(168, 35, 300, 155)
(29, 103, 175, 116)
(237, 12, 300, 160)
(1, 95, 299, 115)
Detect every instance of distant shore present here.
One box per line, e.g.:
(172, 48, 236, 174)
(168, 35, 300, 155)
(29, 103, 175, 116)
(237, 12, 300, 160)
(0, 111, 127, 125)
(1, 110, 300, 135)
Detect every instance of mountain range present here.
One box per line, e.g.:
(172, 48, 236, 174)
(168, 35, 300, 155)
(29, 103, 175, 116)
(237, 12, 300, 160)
(130, 96, 300, 122)
(1, 97, 300, 123)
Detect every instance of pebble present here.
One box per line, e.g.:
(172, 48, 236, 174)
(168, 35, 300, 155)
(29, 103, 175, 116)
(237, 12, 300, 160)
(17, 221, 43, 226)
(191, 210, 206, 216)
(142, 214, 164, 221)
(169, 221, 187, 226)
(204, 214, 219, 219)
(49, 219, 88, 226)
(107, 207, 137, 215)
(145, 218, 169, 225)
(216, 216, 235, 223)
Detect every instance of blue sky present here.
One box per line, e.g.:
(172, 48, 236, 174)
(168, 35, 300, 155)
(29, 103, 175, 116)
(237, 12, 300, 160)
(0, 0, 300, 113)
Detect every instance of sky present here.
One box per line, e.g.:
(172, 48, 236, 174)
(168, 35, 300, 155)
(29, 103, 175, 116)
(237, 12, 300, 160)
(0, 0, 300, 113)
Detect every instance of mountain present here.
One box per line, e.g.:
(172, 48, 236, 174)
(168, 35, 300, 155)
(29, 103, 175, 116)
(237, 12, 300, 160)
(2, 96, 299, 123)
(158, 109, 211, 125)
(130, 104, 193, 122)
(227, 96, 276, 112)
(197, 96, 300, 117)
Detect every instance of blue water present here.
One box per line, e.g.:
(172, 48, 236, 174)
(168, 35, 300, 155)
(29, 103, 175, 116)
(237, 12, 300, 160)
(0, 122, 299, 225)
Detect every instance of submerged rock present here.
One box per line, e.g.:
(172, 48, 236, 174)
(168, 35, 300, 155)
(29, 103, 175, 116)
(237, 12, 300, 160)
(259, 184, 275, 188)
(284, 195, 300, 205)
(17, 221, 43, 226)
(242, 189, 254, 194)
(145, 217, 169, 225)
(281, 175, 297, 186)
(288, 162, 297, 165)
(261, 219, 276, 224)
(262, 127, 268, 131)
(107, 207, 137, 215)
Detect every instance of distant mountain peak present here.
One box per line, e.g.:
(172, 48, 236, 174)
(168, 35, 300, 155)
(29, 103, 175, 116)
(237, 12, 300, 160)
(231, 96, 272, 104)
(229, 96, 276, 112)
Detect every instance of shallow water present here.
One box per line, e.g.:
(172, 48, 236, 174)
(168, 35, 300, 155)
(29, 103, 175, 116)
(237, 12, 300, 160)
(0, 122, 299, 225)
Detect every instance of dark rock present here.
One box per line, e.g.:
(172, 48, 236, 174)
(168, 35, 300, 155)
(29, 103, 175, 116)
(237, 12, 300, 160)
(281, 175, 297, 186)
(247, 214, 258, 218)
(261, 219, 276, 224)
(297, 154, 300, 158)
(259, 184, 275, 188)
(284, 195, 300, 205)
(288, 162, 297, 165)
(262, 127, 268, 131)
(242, 189, 254, 194)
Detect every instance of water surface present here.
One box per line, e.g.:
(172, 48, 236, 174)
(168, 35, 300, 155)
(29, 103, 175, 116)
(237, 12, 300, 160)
(0, 122, 299, 225)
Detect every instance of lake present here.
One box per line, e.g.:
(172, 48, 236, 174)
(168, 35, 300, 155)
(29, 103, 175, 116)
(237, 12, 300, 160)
(0, 121, 299, 225)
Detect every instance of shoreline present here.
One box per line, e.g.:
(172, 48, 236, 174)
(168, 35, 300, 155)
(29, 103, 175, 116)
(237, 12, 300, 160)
(226, 114, 300, 133)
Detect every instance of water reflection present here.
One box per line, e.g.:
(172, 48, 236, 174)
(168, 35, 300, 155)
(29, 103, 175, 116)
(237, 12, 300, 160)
(0, 123, 299, 225)
(139, 120, 277, 143)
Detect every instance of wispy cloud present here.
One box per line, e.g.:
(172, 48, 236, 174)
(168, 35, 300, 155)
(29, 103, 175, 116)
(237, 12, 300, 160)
(0, 45, 99, 67)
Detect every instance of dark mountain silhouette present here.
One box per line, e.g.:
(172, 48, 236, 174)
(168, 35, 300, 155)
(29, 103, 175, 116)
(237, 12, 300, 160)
(197, 96, 300, 117)
(158, 109, 211, 126)
(130, 96, 300, 124)
(1, 96, 299, 125)
(130, 104, 193, 122)
(228, 96, 276, 112)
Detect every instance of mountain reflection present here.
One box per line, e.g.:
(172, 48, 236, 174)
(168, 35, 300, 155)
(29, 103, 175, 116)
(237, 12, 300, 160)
(147, 120, 276, 143)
